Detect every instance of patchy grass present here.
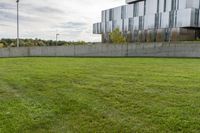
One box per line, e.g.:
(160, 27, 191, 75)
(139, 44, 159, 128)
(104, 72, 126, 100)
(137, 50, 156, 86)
(0, 58, 200, 133)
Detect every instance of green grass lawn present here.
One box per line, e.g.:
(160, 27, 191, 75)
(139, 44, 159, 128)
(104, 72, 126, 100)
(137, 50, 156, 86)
(0, 58, 200, 133)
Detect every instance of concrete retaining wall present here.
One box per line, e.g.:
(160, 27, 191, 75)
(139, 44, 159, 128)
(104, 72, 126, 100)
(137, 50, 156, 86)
(0, 42, 200, 58)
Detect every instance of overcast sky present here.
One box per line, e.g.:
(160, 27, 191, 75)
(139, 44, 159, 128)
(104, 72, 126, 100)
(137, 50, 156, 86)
(0, 0, 124, 42)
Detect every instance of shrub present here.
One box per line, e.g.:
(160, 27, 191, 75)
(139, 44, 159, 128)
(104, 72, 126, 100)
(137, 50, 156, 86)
(109, 28, 126, 44)
(0, 43, 4, 48)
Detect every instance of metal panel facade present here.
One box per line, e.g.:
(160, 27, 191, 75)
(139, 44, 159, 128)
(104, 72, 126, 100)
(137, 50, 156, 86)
(113, 7, 121, 21)
(94, 0, 200, 42)
(126, 4, 134, 18)
(138, 1, 145, 16)
(146, 0, 158, 15)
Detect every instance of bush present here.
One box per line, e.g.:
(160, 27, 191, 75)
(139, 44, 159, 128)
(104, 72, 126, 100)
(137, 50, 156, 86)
(109, 28, 126, 44)
(0, 43, 4, 48)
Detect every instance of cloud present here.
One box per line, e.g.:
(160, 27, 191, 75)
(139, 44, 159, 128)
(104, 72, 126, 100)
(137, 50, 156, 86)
(0, 24, 10, 27)
(0, 0, 124, 42)
(33, 6, 65, 14)
(0, 10, 35, 22)
(57, 22, 88, 29)
(0, 2, 15, 9)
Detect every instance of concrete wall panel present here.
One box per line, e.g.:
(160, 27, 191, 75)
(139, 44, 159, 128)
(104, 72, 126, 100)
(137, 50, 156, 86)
(0, 43, 200, 58)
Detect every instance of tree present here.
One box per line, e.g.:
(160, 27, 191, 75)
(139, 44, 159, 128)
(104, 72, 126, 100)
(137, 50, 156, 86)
(0, 38, 88, 47)
(109, 28, 126, 44)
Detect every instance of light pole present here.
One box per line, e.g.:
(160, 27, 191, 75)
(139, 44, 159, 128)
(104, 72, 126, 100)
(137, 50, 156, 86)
(56, 33, 60, 46)
(16, 0, 19, 47)
(125, 32, 129, 56)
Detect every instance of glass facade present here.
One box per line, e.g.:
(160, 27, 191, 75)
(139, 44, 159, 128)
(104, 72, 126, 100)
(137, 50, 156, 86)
(93, 0, 200, 42)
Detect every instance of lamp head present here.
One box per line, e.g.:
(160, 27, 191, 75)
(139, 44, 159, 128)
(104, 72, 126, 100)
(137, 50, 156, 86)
(16, 0, 19, 3)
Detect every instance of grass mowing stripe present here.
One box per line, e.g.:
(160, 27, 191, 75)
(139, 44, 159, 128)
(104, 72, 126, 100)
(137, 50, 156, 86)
(0, 58, 200, 133)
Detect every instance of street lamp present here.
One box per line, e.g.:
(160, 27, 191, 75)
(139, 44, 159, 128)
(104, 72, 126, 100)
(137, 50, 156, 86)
(56, 33, 60, 46)
(16, 0, 19, 47)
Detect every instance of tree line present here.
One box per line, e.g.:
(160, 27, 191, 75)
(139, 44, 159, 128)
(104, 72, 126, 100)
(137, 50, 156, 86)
(0, 29, 127, 48)
(0, 38, 87, 48)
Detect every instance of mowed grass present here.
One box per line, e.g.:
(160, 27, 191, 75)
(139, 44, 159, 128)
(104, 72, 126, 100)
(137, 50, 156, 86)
(0, 58, 200, 133)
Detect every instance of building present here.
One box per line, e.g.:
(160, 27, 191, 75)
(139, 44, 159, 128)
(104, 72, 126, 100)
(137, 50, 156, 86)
(93, 0, 200, 43)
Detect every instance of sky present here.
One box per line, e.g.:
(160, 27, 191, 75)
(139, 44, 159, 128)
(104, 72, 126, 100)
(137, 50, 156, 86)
(0, 0, 124, 42)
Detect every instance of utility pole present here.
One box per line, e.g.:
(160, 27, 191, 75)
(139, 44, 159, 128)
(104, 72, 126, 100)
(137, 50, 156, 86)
(56, 33, 60, 46)
(16, 0, 20, 47)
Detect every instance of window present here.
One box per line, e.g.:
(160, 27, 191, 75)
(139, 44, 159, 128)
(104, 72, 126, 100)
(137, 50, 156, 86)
(133, 3, 139, 17)
(109, 9, 113, 21)
(164, 0, 166, 12)
(121, 6, 126, 19)
(157, 0, 160, 13)
(171, 0, 177, 11)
